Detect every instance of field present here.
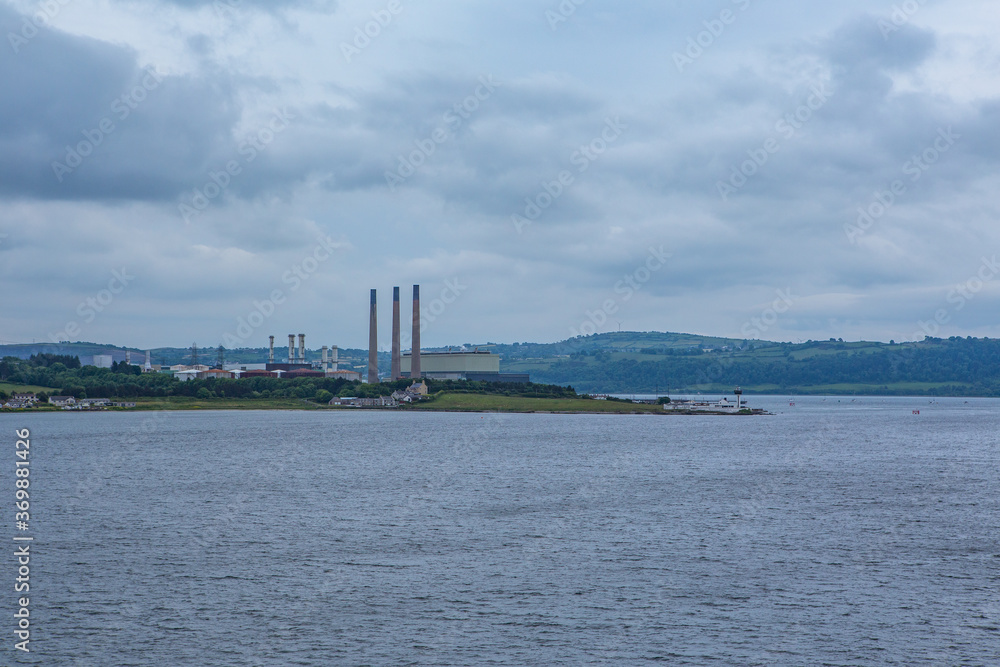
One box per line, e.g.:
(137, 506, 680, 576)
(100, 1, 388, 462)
(0, 382, 59, 395)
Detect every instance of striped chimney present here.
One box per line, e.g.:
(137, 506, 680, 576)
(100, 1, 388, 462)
(411, 285, 421, 379)
(368, 289, 379, 383)
(391, 286, 401, 380)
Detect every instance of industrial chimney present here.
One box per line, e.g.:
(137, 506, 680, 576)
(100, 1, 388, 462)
(331, 346, 339, 372)
(125, 350, 131, 366)
(411, 284, 421, 380)
(269, 336, 275, 364)
(322, 345, 329, 371)
(368, 289, 379, 383)
(288, 334, 295, 364)
(145, 350, 152, 372)
(298, 334, 306, 364)
(391, 286, 401, 380)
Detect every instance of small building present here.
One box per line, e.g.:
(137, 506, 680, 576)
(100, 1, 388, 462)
(391, 390, 414, 403)
(266, 363, 313, 373)
(329, 397, 358, 406)
(356, 396, 397, 407)
(664, 397, 740, 412)
(88, 355, 114, 369)
(240, 370, 279, 378)
(78, 398, 111, 408)
(328, 396, 398, 408)
(198, 369, 234, 380)
(285, 369, 325, 379)
(48, 396, 76, 407)
(12, 393, 37, 403)
(224, 363, 269, 373)
(326, 370, 362, 382)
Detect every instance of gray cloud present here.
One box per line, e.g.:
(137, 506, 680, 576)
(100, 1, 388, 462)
(0, 5, 240, 202)
(2, 2, 1000, 347)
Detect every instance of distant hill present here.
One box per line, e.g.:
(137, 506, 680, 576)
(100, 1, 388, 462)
(0, 342, 144, 363)
(5, 333, 1000, 396)
(485, 331, 769, 359)
(0, 342, 374, 374)
(496, 335, 1000, 396)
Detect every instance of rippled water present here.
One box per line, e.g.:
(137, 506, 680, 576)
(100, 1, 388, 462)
(7, 396, 1000, 665)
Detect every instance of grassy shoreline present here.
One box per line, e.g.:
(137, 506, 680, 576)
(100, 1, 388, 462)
(2, 393, 755, 415)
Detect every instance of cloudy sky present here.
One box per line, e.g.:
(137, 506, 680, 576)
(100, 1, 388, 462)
(1, 0, 999, 350)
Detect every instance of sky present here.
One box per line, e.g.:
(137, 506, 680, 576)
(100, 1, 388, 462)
(1, 0, 999, 351)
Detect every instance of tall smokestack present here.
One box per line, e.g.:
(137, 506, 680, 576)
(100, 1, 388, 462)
(299, 334, 306, 364)
(269, 336, 275, 364)
(145, 350, 151, 372)
(368, 289, 379, 384)
(126, 350, 131, 366)
(331, 346, 339, 372)
(288, 334, 295, 364)
(322, 345, 329, 371)
(411, 284, 421, 380)
(391, 286, 401, 380)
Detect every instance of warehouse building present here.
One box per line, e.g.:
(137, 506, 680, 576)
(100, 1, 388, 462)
(401, 350, 529, 383)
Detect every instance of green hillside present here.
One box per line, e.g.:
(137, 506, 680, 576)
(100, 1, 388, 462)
(5, 333, 1000, 397)
(500, 335, 1000, 395)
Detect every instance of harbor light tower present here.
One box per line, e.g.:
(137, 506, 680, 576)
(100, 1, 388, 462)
(734, 386, 743, 410)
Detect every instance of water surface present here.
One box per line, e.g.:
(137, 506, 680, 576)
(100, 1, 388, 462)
(6, 397, 1000, 665)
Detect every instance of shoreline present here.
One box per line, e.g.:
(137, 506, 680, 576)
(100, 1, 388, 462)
(1, 401, 767, 416)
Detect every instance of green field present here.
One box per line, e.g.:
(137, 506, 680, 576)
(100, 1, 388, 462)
(0, 382, 59, 395)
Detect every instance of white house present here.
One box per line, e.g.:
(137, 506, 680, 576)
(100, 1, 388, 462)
(48, 396, 77, 407)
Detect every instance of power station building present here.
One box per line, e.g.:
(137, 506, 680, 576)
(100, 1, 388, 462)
(366, 284, 529, 384)
(401, 350, 529, 383)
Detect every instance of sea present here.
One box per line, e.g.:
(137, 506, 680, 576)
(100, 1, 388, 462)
(4, 395, 999, 665)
